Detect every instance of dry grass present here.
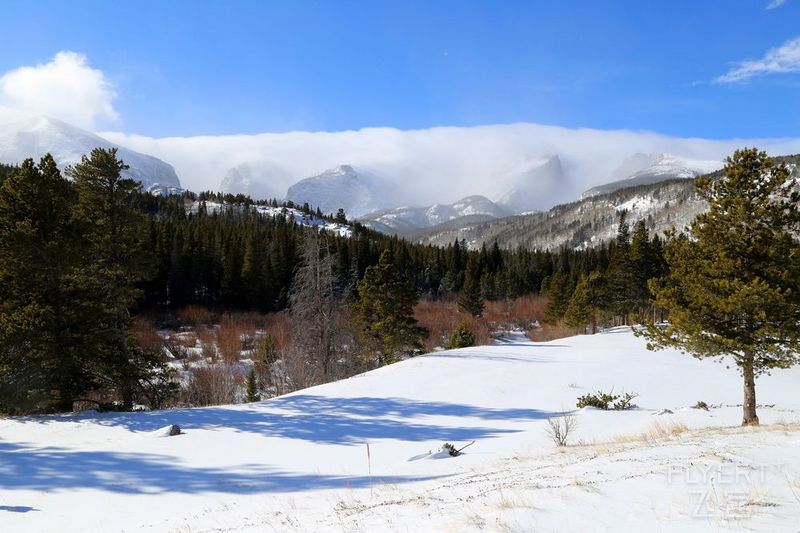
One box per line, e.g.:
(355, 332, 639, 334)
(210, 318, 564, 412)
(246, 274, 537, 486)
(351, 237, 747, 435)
(612, 419, 691, 445)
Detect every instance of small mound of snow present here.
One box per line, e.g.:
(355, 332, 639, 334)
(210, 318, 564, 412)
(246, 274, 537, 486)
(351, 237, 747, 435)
(150, 424, 182, 437)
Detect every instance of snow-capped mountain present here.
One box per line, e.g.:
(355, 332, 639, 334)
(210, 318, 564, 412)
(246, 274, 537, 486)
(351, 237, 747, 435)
(359, 195, 509, 235)
(581, 153, 722, 198)
(493, 155, 567, 214)
(0, 114, 182, 193)
(286, 164, 408, 219)
(219, 163, 280, 200)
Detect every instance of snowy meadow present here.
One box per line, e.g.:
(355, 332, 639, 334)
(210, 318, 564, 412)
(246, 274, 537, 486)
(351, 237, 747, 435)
(2, 328, 799, 532)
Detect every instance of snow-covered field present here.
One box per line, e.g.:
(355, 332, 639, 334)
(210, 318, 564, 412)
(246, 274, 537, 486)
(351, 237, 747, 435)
(2, 328, 799, 532)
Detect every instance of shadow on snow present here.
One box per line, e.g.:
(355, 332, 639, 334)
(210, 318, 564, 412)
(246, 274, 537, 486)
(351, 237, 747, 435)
(14, 395, 557, 445)
(0, 441, 440, 494)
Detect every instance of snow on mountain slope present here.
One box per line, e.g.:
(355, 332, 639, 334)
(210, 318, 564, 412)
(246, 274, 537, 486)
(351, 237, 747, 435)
(494, 155, 567, 214)
(187, 200, 353, 237)
(582, 153, 722, 198)
(1, 328, 799, 532)
(0, 114, 182, 192)
(218, 163, 282, 200)
(286, 165, 409, 219)
(359, 195, 509, 235)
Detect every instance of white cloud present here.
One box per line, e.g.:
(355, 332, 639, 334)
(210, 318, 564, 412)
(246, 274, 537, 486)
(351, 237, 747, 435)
(98, 123, 800, 208)
(766, 0, 787, 9)
(0, 51, 118, 129)
(716, 36, 800, 83)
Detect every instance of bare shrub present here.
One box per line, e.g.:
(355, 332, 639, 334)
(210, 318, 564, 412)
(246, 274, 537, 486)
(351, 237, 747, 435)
(181, 364, 241, 406)
(528, 322, 574, 342)
(197, 327, 218, 361)
(265, 313, 291, 353)
(415, 298, 491, 351)
(129, 317, 164, 355)
(508, 294, 547, 329)
(545, 412, 578, 446)
(178, 305, 218, 327)
(217, 319, 247, 364)
(415, 298, 456, 351)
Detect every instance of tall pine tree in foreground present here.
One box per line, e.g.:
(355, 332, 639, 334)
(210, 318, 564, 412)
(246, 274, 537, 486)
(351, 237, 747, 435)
(0, 156, 80, 412)
(67, 147, 162, 411)
(644, 148, 800, 426)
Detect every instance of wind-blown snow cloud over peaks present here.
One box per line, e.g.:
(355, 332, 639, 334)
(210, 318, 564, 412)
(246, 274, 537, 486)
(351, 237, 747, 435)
(716, 36, 800, 83)
(100, 123, 800, 210)
(0, 51, 118, 130)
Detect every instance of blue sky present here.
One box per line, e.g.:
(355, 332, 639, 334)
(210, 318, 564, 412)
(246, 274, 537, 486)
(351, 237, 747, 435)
(0, 0, 799, 138)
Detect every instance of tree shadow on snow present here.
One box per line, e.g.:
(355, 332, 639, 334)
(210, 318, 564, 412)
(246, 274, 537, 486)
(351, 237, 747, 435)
(0, 441, 439, 494)
(14, 396, 557, 445)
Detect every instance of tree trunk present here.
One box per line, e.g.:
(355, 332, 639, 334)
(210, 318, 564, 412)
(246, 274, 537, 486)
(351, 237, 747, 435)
(742, 353, 759, 426)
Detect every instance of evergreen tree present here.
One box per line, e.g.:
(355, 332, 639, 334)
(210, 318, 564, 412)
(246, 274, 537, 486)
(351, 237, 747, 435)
(0, 156, 80, 412)
(67, 147, 158, 410)
(544, 270, 572, 324)
(447, 322, 476, 349)
(605, 210, 637, 323)
(351, 250, 428, 365)
(563, 275, 592, 332)
(644, 148, 800, 426)
(246, 367, 259, 402)
(457, 256, 484, 316)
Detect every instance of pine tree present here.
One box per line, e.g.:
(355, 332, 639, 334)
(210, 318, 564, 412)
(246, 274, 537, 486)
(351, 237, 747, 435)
(544, 270, 572, 324)
(0, 156, 81, 412)
(644, 148, 800, 426)
(447, 322, 476, 349)
(351, 250, 428, 365)
(457, 256, 484, 316)
(67, 147, 158, 411)
(246, 367, 259, 402)
(605, 211, 637, 323)
(563, 275, 592, 332)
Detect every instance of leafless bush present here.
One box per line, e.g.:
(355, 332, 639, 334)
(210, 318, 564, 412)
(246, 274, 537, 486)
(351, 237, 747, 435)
(197, 328, 218, 361)
(528, 322, 574, 342)
(545, 412, 578, 446)
(130, 317, 164, 354)
(415, 298, 492, 351)
(178, 305, 218, 327)
(217, 318, 250, 364)
(180, 364, 241, 406)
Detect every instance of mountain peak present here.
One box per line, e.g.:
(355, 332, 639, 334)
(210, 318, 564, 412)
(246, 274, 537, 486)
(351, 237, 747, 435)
(582, 153, 722, 198)
(0, 113, 182, 190)
(286, 165, 407, 218)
